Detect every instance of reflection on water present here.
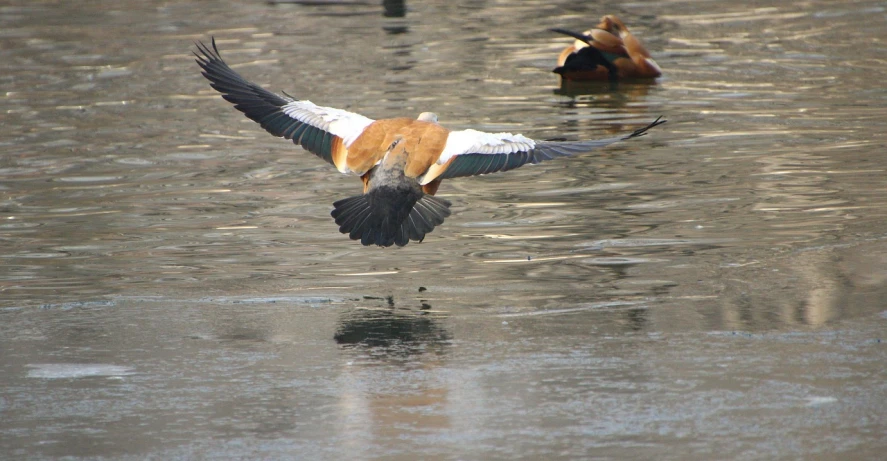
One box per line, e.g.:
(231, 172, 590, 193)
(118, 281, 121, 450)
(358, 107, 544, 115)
(382, 0, 406, 18)
(551, 80, 659, 137)
(335, 306, 450, 361)
(333, 303, 453, 460)
(553, 80, 654, 105)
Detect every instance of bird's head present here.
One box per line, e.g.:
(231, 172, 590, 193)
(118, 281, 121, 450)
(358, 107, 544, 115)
(417, 112, 439, 123)
(599, 15, 630, 38)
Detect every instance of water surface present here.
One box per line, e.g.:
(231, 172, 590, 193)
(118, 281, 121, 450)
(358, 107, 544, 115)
(2, 0, 887, 459)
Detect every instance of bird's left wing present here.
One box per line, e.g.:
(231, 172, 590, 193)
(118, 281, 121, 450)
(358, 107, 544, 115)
(194, 38, 373, 173)
(419, 117, 665, 184)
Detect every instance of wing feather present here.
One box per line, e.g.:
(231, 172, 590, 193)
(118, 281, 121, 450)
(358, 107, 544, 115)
(420, 117, 665, 183)
(194, 38, 374, 172)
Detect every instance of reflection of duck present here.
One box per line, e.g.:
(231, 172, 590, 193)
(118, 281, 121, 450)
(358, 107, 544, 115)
(552, 15, 662, 82)
(552, 81, 656, 136)
(554, 79, 653, 101)
(195, 39, 665, 247)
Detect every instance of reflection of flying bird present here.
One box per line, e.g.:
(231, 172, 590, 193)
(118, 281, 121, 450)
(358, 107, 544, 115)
(334, 308, 450, 357)
(552, 15, 662, 81)
(195, 39, 665, 247)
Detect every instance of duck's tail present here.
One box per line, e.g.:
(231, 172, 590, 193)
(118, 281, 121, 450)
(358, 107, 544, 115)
(549, 27, 593, 45)
(331, 187, 451, 247)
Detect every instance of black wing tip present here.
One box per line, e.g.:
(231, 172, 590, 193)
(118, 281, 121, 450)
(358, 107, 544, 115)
(193, 36, 221, 67)
(625, 116, 667, 139)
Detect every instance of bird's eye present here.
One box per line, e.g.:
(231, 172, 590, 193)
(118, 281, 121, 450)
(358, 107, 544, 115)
(388, 138, 402, 151)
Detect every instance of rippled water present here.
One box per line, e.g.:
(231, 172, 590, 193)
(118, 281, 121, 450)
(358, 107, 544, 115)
(2, 0, 887, 459)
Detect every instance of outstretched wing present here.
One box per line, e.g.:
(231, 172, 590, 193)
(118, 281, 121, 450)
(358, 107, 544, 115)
(419, 117, 665, 184)
(194, 38, 373, 173)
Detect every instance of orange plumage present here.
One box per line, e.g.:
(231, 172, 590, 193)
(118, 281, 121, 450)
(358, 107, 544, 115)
(552, 15, 662, 82)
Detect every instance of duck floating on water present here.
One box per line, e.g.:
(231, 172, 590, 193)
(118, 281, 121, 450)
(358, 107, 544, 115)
(552, 15, 662, 81)
(194, 38, 665, 247)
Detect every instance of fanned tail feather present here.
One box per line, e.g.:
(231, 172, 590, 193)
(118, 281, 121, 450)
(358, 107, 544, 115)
(331, 192, 451, 247)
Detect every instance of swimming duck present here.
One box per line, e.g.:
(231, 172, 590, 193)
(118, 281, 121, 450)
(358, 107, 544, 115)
(194, 38, 664, 247)
(552, 15, 662, 81)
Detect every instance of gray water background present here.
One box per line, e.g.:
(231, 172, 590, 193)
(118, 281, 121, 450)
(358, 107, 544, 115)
(2, 1, 887, 459)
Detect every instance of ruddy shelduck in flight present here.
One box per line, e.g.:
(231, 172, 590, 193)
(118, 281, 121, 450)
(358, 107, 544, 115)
(552, 15, 662, 81)
(195, 38, 664, 247)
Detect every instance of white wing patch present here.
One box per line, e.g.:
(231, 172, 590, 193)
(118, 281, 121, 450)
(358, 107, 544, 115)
(281, 100, 374, 147)
(437, 129, 537, 164)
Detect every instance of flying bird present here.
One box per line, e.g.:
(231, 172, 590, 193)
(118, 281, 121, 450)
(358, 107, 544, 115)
(552, 15, 662, 81)
(194, 38, 664, 247)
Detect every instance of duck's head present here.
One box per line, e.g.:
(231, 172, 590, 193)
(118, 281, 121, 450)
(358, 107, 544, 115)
(586, 15, 629, 50)
(598, 15, 630, 38)
(417, 112, 438, 123)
